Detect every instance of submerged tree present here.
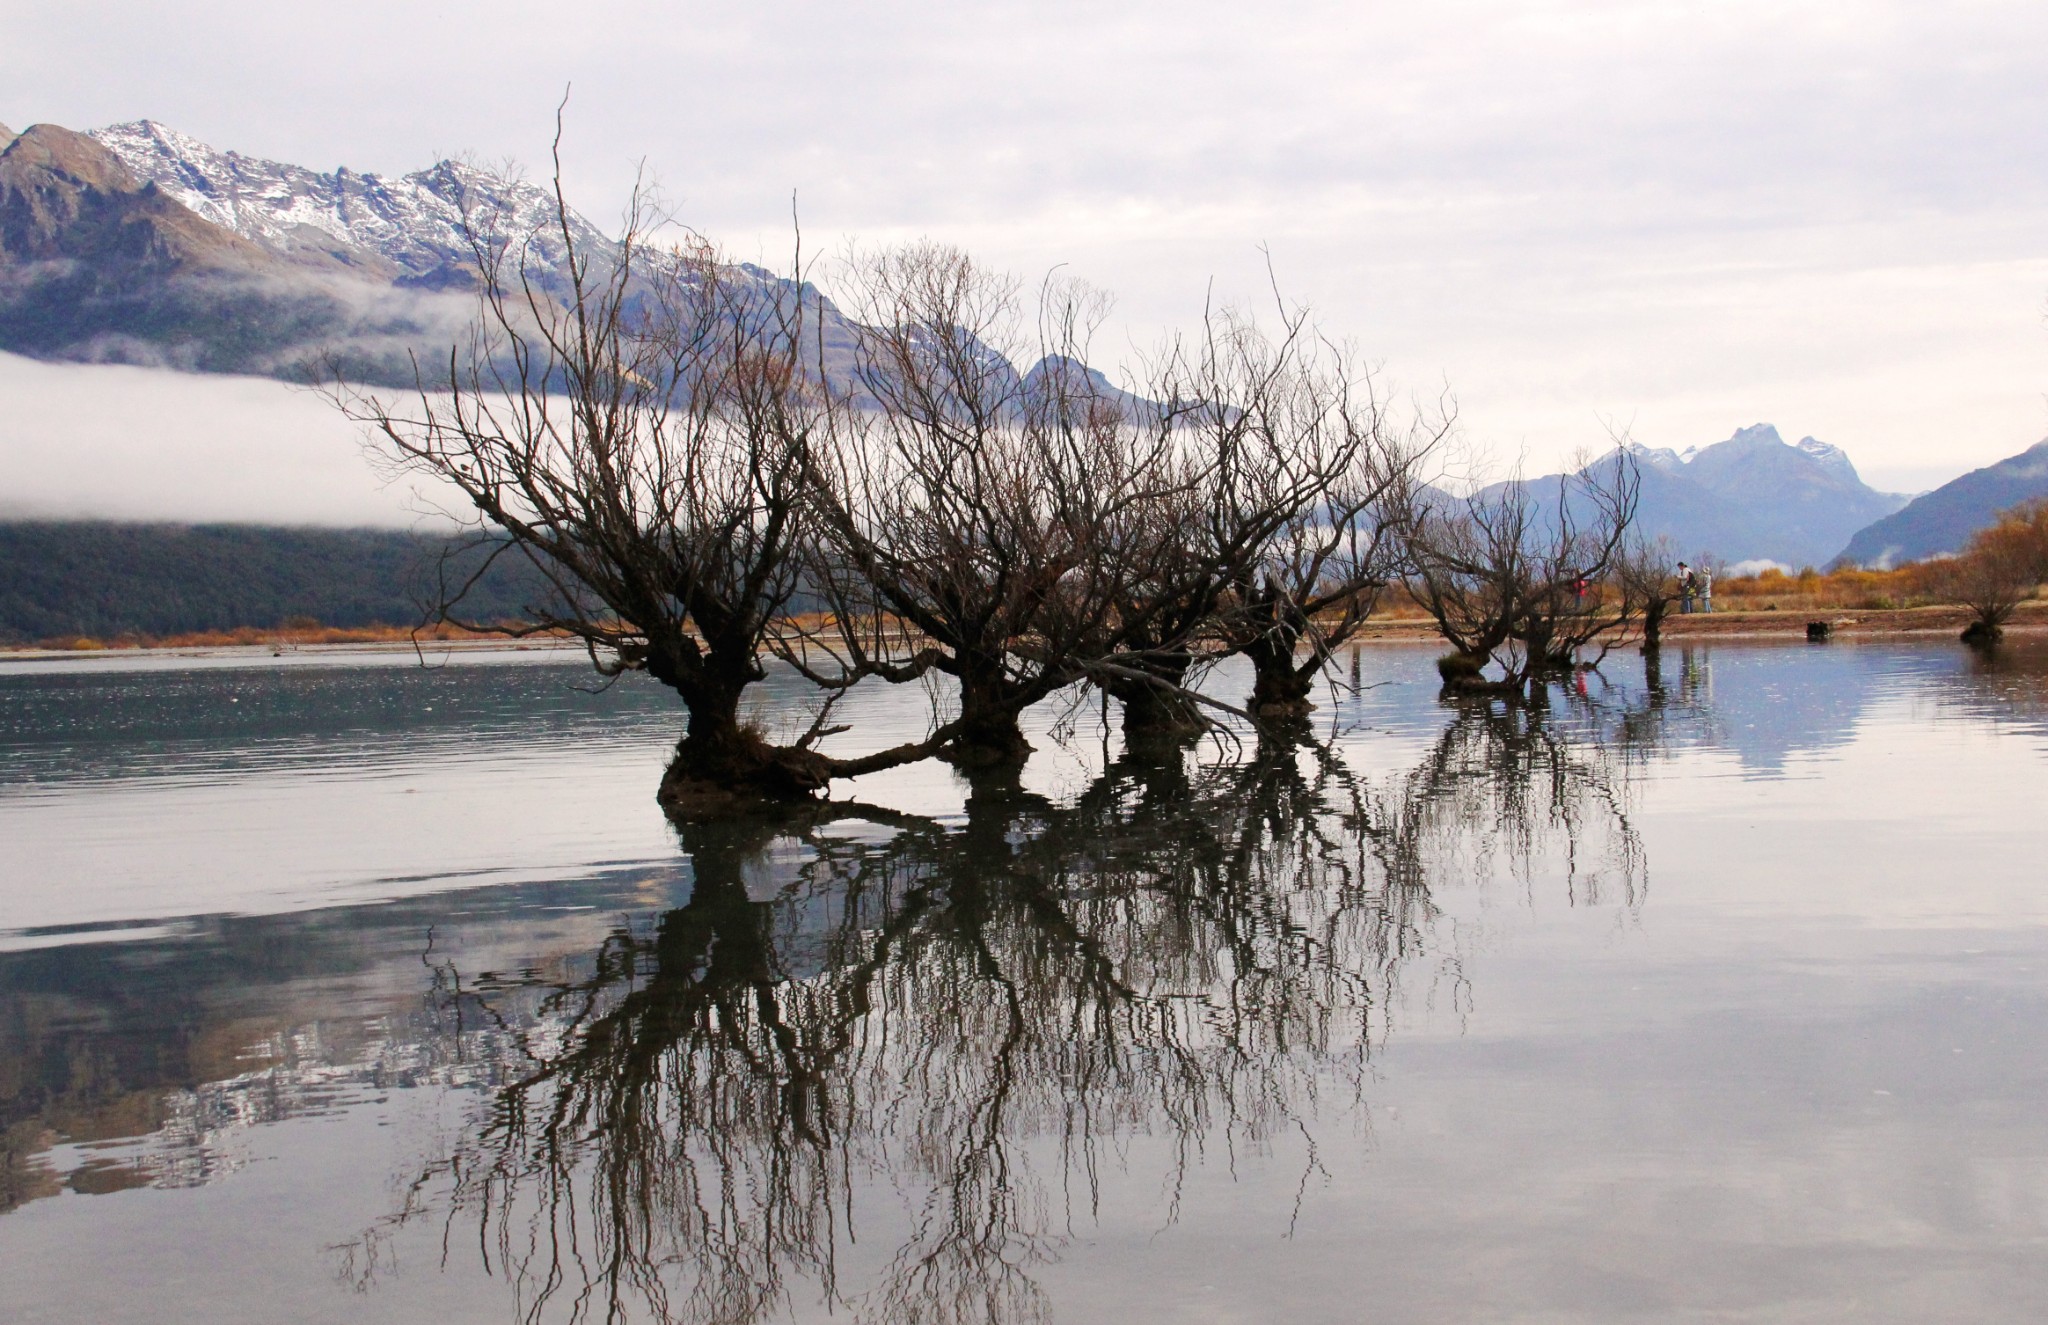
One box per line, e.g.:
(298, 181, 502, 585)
(326, 131, 1465, 807)
(1408, 449, 1640, 694)
(1156, 306, 1436, 721)
(327, 146, 966, 810)
(1613, 531, 1682, 652)
(807, 245, 1226, 766)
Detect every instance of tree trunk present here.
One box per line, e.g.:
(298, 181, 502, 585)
(1249, 654, 1317, 716)
(1243, 627, 1317, 717)
(1239, 587, 1315, 718)
(657, 680, 833, 815)
(944, 661, 1034, 768)
(1642, 602, 1665, 651)
(1106, 657, 1205, 748)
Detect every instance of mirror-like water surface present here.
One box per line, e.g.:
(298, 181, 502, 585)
(2, 640, 2046, 1323)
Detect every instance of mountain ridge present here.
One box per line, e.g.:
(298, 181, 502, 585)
(1, 117, 1123, 399)
(87, 119, 607, 289)
(0, 118, 657, 381)
(1493, 424, 1908, 567)
(0, 117, 1956, 567)
(1835, 440, 2048, 567)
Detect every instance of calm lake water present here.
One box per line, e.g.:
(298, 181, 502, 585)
(3, 639, 2047, 1323)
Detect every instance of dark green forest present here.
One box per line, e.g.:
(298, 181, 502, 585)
(0, 523, 541, 643)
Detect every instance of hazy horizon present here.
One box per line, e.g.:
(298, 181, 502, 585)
(0, 347, 2019, 530)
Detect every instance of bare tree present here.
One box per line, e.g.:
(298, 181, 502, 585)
(808, 244, 1217, 766)
(1408, 449, 1640, 694)
(327, 136, 961, 811)
(1613, 531, 1681, 652)
(1080, 304, 1353, 740)
(1075, 305, 1440, 738)
(1215, 368, 1433, 718)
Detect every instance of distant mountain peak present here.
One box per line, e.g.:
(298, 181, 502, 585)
(1793, 434, 1860, 483)
(1725, 423, 1785, 448)
(1576, 422, 1906, 564)
(86, 119, 605, 285)
(1631, 424, 1864, 488)
(1677, 422, 1876, 494)
(1623, 440, 1687, 474)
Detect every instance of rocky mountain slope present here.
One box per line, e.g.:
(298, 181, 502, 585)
(0, 117, 1114, 401)
(1835, 439, 2048, 566)
(0, 122, 461, 379)
(0, 118, 785, 384)
(86, 120, 605, 290)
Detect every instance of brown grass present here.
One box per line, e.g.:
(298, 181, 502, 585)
(14, 566, 2048, 657)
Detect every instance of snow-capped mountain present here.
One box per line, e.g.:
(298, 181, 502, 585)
(1793, 434, 1857, 482)
(87, 119, 607, 288)
(0, 116, 1115, 399)
(1566, 424, 1911, 566)
(0, 117, 773, 381)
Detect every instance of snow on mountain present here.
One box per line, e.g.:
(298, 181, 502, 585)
(1631, 426, 1869, 489)
(6, 117, 1098, 398)
(1623, 441, 1687, 474)
(1529, 424, 1910, 565)
(1793, 434, 1858, 482)
(88, 120, 607, 285)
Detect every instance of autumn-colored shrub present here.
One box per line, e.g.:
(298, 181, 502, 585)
(1933, 499, 2048, 641)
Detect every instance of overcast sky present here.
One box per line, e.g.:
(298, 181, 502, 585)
(5, 0, 2047, 518)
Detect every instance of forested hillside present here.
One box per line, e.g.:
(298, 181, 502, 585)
(0, 523, 540, 642)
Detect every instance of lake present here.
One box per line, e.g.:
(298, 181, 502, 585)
(3, 638, 2047, 1323)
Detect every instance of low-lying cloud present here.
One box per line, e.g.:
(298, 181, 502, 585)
(0, 351, 445, 526)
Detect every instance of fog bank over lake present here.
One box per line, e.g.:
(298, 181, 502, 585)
(0, 352, 430, 526)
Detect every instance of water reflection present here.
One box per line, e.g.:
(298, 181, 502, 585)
(12, 642, 2048, 1321)
(318, 706, 1646, 1324)
(1941, 637, 2048, 740)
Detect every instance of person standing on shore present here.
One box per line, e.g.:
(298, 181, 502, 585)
(1700, 567, 1713, 614)
(1677, 562, 1696, 614)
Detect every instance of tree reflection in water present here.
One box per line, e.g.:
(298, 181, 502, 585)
(340, 697, 1653, 1324)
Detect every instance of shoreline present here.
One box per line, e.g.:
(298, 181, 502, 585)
(4, 602, 2044, 666)
(0, 637, 585, 666)
(1350, 600, 2048, 644)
